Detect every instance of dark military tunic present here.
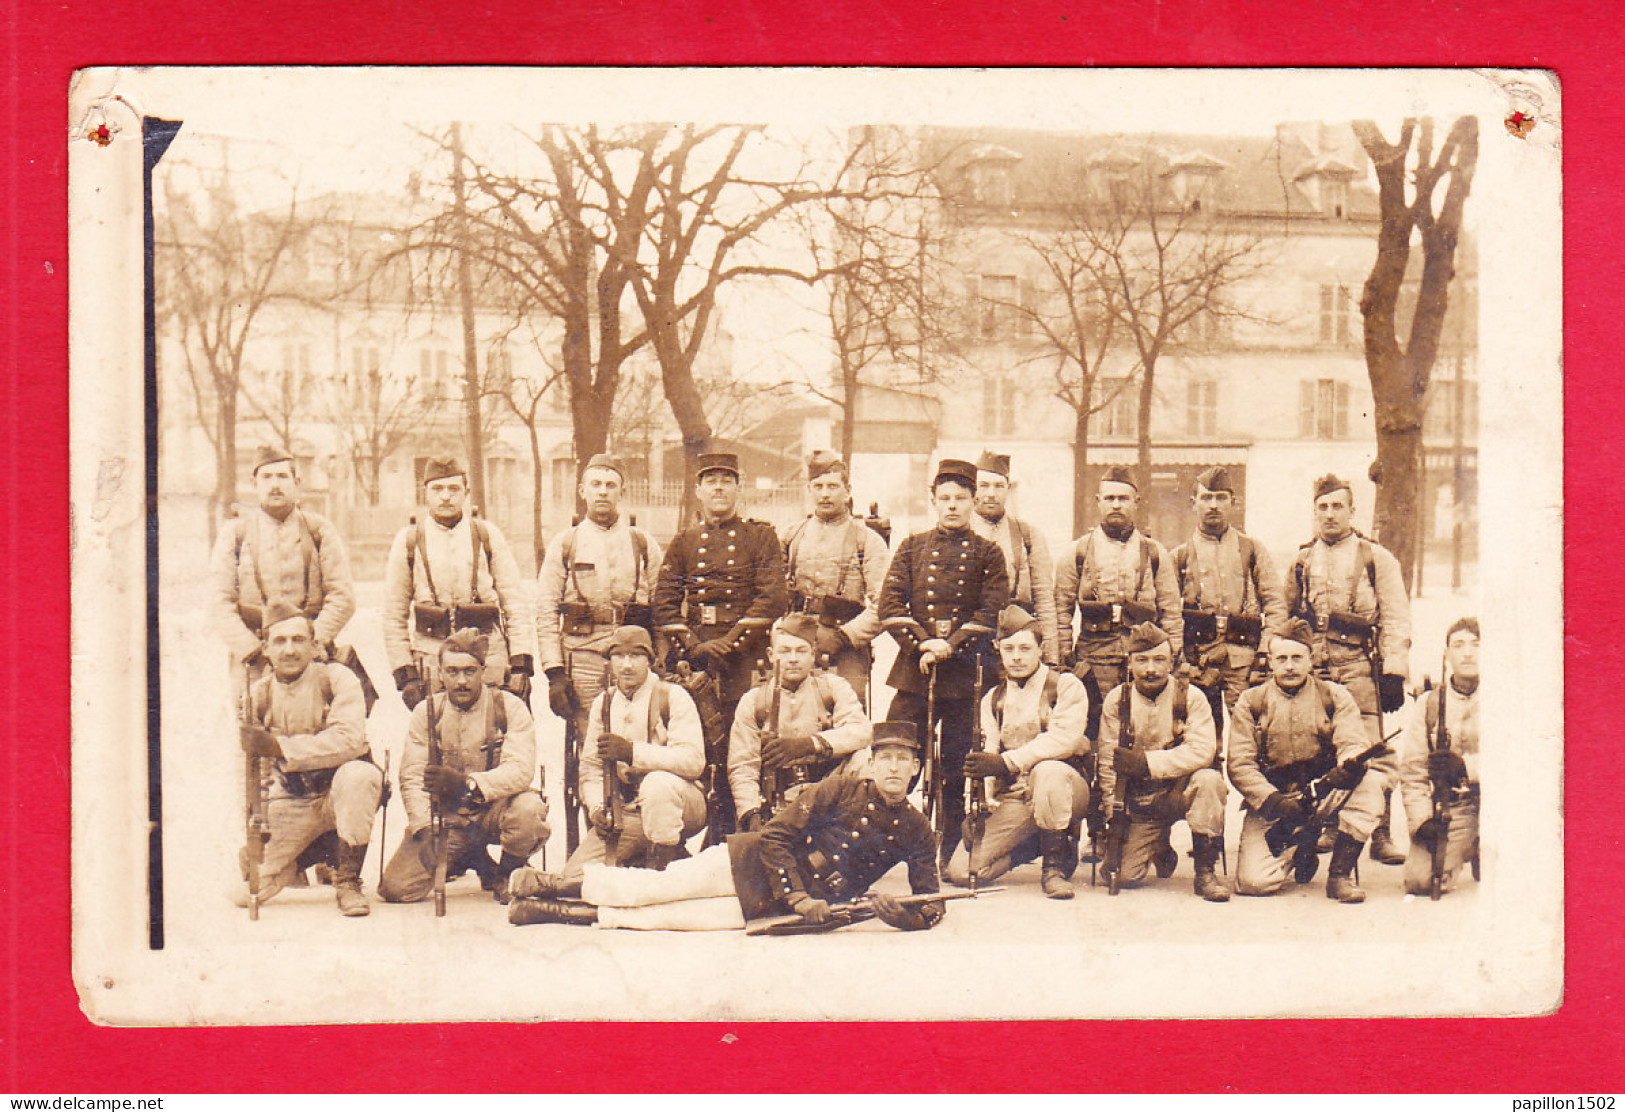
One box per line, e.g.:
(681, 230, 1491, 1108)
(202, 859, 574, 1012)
(727, 774, 943, 921)
(877, 524, 1009, 695)
(652, 514, 789, 703)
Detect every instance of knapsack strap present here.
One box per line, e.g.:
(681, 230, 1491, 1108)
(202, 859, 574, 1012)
(411, 518, 441, 606)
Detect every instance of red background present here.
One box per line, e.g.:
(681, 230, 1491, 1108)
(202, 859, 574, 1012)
(6, 0, 1615, 1092)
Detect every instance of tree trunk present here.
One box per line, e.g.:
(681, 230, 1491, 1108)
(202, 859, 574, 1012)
(1373, 420, 1423, 590)
(839, 357, 859, 468)
(1072, 404, 1092, 537)
(450, 122, 488, 515)
(214, 393, 238, 532)
(527, 417, 545, 566)
(1134, 358, 1156, 510)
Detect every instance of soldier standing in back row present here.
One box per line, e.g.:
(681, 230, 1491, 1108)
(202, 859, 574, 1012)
(1283, 473, 1412, 865)
(781, 450, 890, 704)
(1054, 465, 1183, 730)
(535, 453, 662, 850)
(653, 451, 789, 842)
(971, 451, 1061, 669)
(383, 457, 536, 711)
(879, 458, 1010, 867)
(1170, 465, 1287, 730)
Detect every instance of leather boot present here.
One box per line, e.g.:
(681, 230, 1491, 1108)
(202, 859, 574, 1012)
(1154, 830, 1179, 879)
(333, 841, 371, 917)
(1191, 834, 1231, 902)
(1368, 791, 1406, 864)
(508, 897, 598, 927)
(489, 852, 530, 905)
(1039, 830, 1076, 900)
(1326, 831, 1367, 903)
(644, 842, 680, 872)
(508, 868, 583, 901)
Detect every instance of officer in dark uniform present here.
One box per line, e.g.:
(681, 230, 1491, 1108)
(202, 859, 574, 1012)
(878, 457, 1010, 867)
(652, 450, 789, 842)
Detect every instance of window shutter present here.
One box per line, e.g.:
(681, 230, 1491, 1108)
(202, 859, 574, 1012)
(1335, 380, 1350, 438)
(1299, 380, 1316, 438)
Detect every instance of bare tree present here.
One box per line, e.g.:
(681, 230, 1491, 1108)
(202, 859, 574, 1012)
(795, 126, 963, 466)
(156, 171, 310, 535)
(1071, 161, 1269, 501)
(325, 342, 444, 506)
(1352, 115, 1479, 589)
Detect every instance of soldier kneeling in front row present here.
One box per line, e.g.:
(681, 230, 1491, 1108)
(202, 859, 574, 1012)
(506, 722, 944, 933)
(948, 605, 1091, 899)
(236, 601, 382, 917)
(1227, 619, 1397, 902)
(1097, 622, 1230, 901)
(1400, 617, 1481, 897)
(380, 627, 548, 906)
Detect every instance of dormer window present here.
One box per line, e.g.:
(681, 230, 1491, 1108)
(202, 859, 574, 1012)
(959, 143, 1022, 208)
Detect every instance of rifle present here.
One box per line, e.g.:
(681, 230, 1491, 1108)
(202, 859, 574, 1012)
(1429, 653, 1453, 901)
(427, 691, 448, 917)
(760, 660, 789, 815)
(1103, 685, 1133, 896)
(745, 887, 1000, 936)
(600, 718, 625, 866)
(667, 658, 726, 846)
(536, 764, 549, 872)
(1265, 736, 1395, 884)
(962, 650, 992, 889)
(241, 662, 270, 921)
(922, 661, 941, 837)
(377, 749, 393, 888)
(562, 659, 582, 856)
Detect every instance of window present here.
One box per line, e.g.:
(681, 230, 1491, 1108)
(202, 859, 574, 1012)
(982, 374, 1017, 438)
(1325, 179, 1350, 218)
(978, 274, 1019, 341)
(419, 348, 450, 401)
(1187, 378, 1217, 436)
(966, 162, 1014, 207)
(486, 342, 513, 393)
(1318, 283, 1355, 345)
(1299, 378, 1351, 439)
(278, 341, 311, 410)
(351, 346, 382, 389)
(1096, 377, 1137, 438)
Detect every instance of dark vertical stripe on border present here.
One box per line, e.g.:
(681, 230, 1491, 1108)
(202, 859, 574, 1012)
(143, 116, 182, 951)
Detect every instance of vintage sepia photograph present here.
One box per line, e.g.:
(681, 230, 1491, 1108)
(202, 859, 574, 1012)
(67, 66, 1562, 1025)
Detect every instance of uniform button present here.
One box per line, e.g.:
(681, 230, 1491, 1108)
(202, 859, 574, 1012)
(728, 545, 736, 552)
(729, 531, 737, 538)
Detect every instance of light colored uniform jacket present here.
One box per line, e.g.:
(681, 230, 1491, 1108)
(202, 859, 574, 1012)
(1172, 527, 1288, 667)
(535, 516, 662, 670)
(782, 512, 889, 647)
(580, 675, 705, 813)
(1399, 681, 1480, 834)
(209, 506, 356, 662)
(1285, 533, 1411, 676)
(248, 662, 368, 776)
(382, 514, 536, 676)
(728, 672, 871, 817)
(399, 687, 536, 835)
(975, 665, 1090, 795)
(1226, 678, 1378, 811)
(1055, 527, 1183, 657)
(1097, 679, 1217, 804)
(972, 513, 1061, 665)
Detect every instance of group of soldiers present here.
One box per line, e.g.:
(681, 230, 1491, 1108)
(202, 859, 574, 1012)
(211, 441, 1481, 936)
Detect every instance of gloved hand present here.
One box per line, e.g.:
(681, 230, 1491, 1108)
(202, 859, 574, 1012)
(1324, 759, 1366, 792)
(545, 667, 576, 720)
(597, 733, 634, 767)
(872, 893, 930, 931)
(423, 764, 469, 808)
(1106, 810, 1131, 843)
(316, 640, 335, 663)
(1262, 791, 1307, 823)
(1428, 749, 1468, 786)
(242, 645, 266, 669)
(394, 665, 427, 711)
(690, 638, 733, 668)
(762, 733, 820, 770)
(1411, 817, 1445, 850)
(505, 655, 534, 702)
(1112, 747, 1151, 779)
(239, 724, 281, 760)
(815, 626, 850, 662)
(962, 751, 1013, 780)
(791, 895, 832, 924)
(588, 806, 617, 834)
(1084, 807, 1107, 840)
(738, 808, 763, 834)
(1379, 672, 1407, 714)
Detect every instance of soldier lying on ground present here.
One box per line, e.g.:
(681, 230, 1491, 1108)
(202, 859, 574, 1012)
(506, 721, 945, 933)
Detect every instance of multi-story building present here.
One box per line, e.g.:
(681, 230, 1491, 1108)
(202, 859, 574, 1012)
(837, 122, 1476, 578)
